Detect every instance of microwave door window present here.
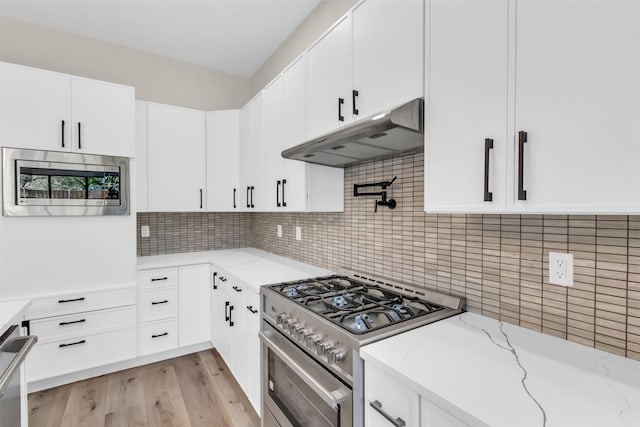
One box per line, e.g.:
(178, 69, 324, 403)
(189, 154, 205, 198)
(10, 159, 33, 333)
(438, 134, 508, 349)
(19, 173, 50, 199)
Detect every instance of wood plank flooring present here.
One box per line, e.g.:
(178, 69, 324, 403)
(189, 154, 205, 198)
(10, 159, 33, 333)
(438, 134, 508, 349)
(28, 350, 260, 427)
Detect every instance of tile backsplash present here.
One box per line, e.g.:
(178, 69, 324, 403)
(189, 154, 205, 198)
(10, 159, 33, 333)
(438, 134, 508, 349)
(136, 153, 639, 361)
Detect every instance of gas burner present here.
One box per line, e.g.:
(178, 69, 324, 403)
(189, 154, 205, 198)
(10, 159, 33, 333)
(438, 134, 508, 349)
(287, 288, 299, 297)
(350, 313, 373, 332)
(332, 295, 350, 308)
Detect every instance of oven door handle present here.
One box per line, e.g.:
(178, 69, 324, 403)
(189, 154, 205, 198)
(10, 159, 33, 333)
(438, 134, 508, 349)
(259, 330, 350, 409)
(0, 335, 38, 398)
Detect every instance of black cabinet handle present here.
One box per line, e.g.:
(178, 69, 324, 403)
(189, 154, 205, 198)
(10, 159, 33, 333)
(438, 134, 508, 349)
(59, 318, 86, 326)
(151, 300, 168, 305)
(225, 301, 230, 321)
(58, 297, 85, 304)
(276, 180, 281, 207)
(219, 276, 227, 282)
(212, 272, 218, 290)
(233, 188, 237, 209)
(246, 305, 258, 314)
(352, 90, 359, 115)
(282, 179, 287, 207)
(77, 122, 82, 150)
(484, 138, 494, 202)
(199, 188, 203, 209)
(232, 286, 242, 293)
(246, 187, 250, 208)
(59, 339, 86, 348)
(151, 277, 168, 282)
(229, 305, 234, 327)
(250, 186, 254, 208)
(369, 400, 406, 427)
(338, 97, 344, 121)
(151, 332, 168, 339)
(518, 131, 527, 201)
(61, 120, 65, 148)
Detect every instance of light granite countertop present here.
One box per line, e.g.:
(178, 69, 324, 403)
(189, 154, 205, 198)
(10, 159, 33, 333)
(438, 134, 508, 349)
(0, 298, 31, 337)
(360, 311, 640, 427)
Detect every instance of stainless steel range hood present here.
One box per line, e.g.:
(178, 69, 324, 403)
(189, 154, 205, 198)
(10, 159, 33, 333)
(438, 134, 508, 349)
(282, 98, 424, 168)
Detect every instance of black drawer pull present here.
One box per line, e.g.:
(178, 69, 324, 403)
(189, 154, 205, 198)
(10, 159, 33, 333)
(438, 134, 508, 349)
(77, 122, 82, 150)
(369, 400, 406, 427)
(352, 90, 359, 115)
(518, 130, 527, 200)
(59, 319, 86, 326)
(151, 332, 168, 339)
(212, 272, 218, 290)
(151, 277, 168, 282)
(338, 97, 345, 121)
(61, 120, 65, 148)
(250, 186, 255, 208)
(233, 188, 237, 209)
(220, 276, 227, 282)
(246, 305, 258, 314)
(225, 301, 230, 321)
(151, 300, 169, 305)
(199, 188, 203, 209)
(276, 180, 281, 207)
(484, 138, 494, 202)
(58, 297, 85, 304)
(229, 305, 234, 327)
(282, 179, 287, 207)
(59, 339, 86, 348)
(232, 286, 242, 293)
(246, 186, 250, 208)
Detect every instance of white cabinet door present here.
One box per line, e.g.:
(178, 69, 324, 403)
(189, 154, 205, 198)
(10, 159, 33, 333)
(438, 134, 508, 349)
(263, 76, 285, 211)
(245, 292, 261, 413)
(425, 0, 509, 213)
(135, 101, 148, 211)
(307, 14, 353, 139)
(206, 110, 240, 211)
(147, 102, 206, 212)
(511, 0, 640, 213)
(210, 269, 225, 347)
(70, 76, 135, 157)
(352, 0, 423, 118)
(178, 264, 211, 347)
(365, 362, 420, 427)
(0, 62, 71, 151)
(421, 397, 469, 427)
(215, 288, 233, 363)
(249, 93, 265, 210)
(238, 102, 252, 211)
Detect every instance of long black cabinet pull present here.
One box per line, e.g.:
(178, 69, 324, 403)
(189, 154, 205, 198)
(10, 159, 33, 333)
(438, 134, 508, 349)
(225, 301, 230, 321)
(58, 297, 85, 304)
(233, 188, 237, 209)
(59, 339, 86, 348)
(282, 179, 287, 207)
(229, 305, 234, 327)
(246, 305, 258, 314)
(338, 97, 345, 121)
(151, 300, 169, 305)
(484, 138, 494, 202)
(232, 286, 242, 293)
(77, 122, 82, 150)
(199, 189, 203, 209)
(61, 120, 65, 148)
(246, 187, 250, 208)
(250, 186, 255, 208)
(276, 180, 281, 207)
(518, 131, 527, 201)
(151, 332, 168, 339)
(212, 272, 218, 290)
(369, 400, 406, 427)
(151, 277, 168, 282)
(352, 90, 359, 115)
(59, 319, 86, 326)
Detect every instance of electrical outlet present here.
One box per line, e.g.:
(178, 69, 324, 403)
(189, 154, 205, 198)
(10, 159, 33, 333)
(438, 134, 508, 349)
(277, 225, 282, 238)
(549, 252, 574, 287)
(295, 226, 302, 241)
(141, 225, 150, 238)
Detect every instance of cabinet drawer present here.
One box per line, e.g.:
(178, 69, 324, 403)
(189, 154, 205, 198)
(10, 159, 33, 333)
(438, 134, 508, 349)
(139, 268, 178, 290)
(365, 362, 419, 427)
(218, 272, 247, 302)
(26, 326, 136, 382)
(27, 287, 136, 320)
(140, 288, 177, 322)
(31, 305, 136, 340)
(139, 319, 178, 356)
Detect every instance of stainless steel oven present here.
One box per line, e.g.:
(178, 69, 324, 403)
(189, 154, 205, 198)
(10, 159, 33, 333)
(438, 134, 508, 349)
(260, 321, 353, 427)
(2, 147, 130, 216)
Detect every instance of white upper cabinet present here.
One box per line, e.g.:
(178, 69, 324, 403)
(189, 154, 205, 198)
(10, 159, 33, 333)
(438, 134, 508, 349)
(0, 62, 134, 157)
(239, 93, 265, 211)
(206, 110, 240, 211)
(263, 76, 286, 211)
(307, 14, 354, 139)
(426, 0, 640, 214)
(510, 0, 640, 213)
(425, 0, 509, 213)
(70, 76, 135, 157)
(135, 101, 149, 212)
(146, 102, 206, 212)
(352, 0, 424, 118)
(238, 103, 252, 210)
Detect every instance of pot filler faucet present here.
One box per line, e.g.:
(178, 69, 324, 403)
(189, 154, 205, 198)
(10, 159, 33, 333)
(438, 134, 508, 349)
(353, 176, 397, 212)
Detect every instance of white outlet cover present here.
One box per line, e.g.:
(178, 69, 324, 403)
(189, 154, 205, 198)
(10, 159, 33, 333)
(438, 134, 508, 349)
(141, 225, 150, 238)
(549, 252, 574, 287)
(277, 224, 282, 238)
(295, 226, 302, 241)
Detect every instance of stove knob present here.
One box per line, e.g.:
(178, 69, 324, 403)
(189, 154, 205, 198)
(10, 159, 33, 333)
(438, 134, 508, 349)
(297, 329, 310, 342)
(289, 323, 302, 336)
(276, 313, 287, 325)
(328, 347, 347, 364)
(282, 317, 291, 329)
(316, 341, 332, 356)
(306, 334, 321, 349)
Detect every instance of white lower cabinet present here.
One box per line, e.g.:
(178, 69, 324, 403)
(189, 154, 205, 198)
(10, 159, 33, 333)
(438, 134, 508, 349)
(421, 398, 470, 427)
(178, 264, 211, 347)
(365, 362, 420, 427)
(245, 292, 261, 413)
(139, 318, 178, 356)
(138, 267, 179, 355)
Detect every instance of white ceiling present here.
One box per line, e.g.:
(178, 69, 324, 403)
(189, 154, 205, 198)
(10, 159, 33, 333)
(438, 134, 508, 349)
(0, 0, 321, 77)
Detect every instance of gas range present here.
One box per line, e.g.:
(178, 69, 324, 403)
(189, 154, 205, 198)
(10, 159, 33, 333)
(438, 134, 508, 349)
(260, 271, 465, 427)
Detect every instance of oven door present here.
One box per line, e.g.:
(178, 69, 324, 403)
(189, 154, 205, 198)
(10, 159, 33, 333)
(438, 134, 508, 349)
(260, 323, 352, 427)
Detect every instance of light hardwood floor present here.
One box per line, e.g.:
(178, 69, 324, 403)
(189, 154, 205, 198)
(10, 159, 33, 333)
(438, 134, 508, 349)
(28, 349, 260, 427)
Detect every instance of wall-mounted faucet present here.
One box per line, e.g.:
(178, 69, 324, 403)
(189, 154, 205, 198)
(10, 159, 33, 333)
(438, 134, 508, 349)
(353, 176, 397, 212)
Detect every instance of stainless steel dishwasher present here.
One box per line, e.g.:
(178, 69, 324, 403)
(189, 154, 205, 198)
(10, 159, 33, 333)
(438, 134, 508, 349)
(0, 325, 38, 427)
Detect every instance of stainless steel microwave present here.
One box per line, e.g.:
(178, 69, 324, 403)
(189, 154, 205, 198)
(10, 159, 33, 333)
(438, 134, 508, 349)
(2, 147, 130, 216)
